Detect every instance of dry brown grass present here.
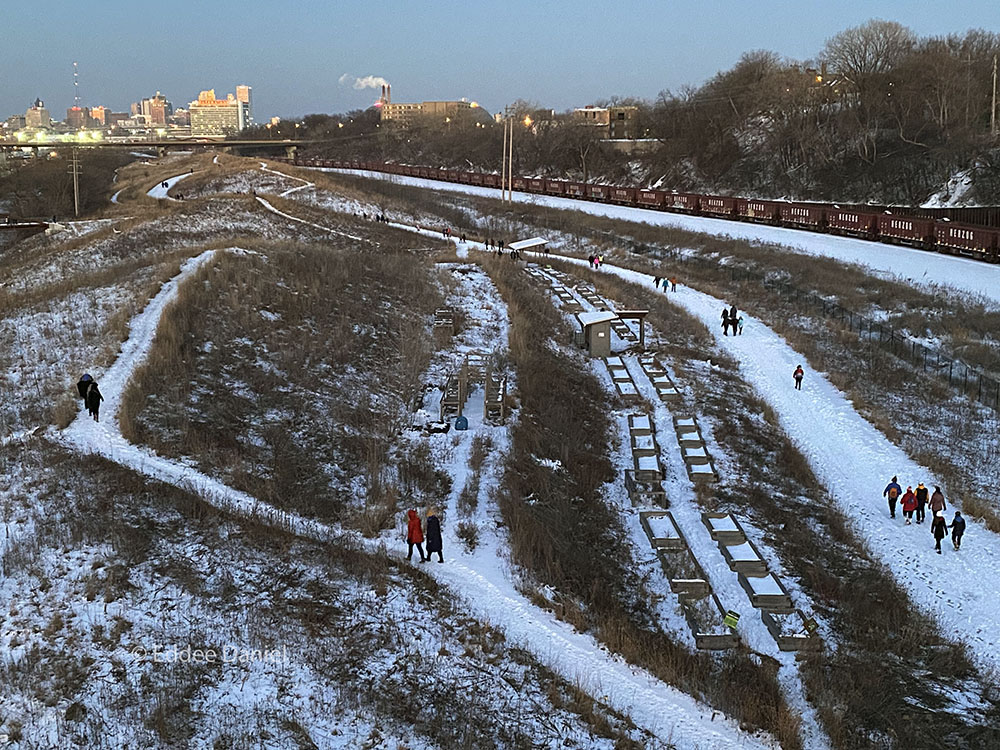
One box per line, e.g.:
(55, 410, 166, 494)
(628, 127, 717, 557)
(483, 256, 801, 747)
(120, 234, 442, 526)
(546, 256, 1000, 748)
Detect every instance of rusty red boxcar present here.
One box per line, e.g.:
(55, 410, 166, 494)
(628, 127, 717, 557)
(701, 196, 737, 217)
(587, 184, 610, 200)
(667, 193, 699, 212)
(638, 189, 666, 209)
(935, 223, 1000, 259)
(780, 203, 826, 228)
(609, 187, 637, 204)
(878, 215, 935, 248)
(827, 210, 879, 238)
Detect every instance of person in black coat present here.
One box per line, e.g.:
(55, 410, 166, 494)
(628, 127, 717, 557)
(930, 511, 947, 554)
(914, 483, 929, 524)
(85, 381, 104, 422)
(949, 512, 966, 550)
(425, 508, 443, 563)
(76, 373, 93, 400)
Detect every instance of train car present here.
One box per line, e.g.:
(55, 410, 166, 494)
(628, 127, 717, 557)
(700, 195, 737, 217)
(527, 178, 545, 193)
(564, 182, 587, 198)
(470, 173, 485, 186)
(419, 167, 433, 179)
(609, 187, 637, 205)
(736, 198, 782, 223)
(587, 184, 611, 201)
(666, 193, 699, 213)
(826, 210, 879, 238)
(513, 177, 528, 191)
(878, 215, 936, 248)
(638, 189, 667, 209)
(935, 223, 1000, 260)
(545, 179, 565, 196)
(780, 203, 826, 229)
(482, 173, 499, 188)
(445, 169, 461, 182)
(458, 172, 472, 184)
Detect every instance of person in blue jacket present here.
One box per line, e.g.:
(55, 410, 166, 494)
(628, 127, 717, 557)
(883, 476, 902, 518)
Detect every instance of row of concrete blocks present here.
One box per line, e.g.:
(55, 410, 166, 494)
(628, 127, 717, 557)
(703, 512, 821, 651)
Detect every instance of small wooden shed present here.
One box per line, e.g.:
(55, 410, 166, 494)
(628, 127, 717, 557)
(577, 311, 617, 357)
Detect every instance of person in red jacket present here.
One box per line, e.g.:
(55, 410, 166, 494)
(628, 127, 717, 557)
(793, 365, 804, 390)
(900, 486, 917, 525)
(406, 509, 426, 563)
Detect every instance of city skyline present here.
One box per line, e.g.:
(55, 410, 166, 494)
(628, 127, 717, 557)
(3, 0, 998, 121)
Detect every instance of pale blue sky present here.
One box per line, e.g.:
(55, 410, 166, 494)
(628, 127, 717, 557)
(3, 1, 998, 120)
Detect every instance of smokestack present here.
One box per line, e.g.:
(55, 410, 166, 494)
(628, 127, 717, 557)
(381, 84, 385, 102)
(387, 84, 391, 104)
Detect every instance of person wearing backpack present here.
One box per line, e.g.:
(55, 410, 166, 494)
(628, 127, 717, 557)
(792, 365, 804, 390)
(900, 486, 917, 525)
(883, 476, 902, 519)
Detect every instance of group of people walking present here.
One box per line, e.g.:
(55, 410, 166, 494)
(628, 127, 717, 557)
(587, 254, 604, 269)
(406, 508, 444, 563)
(721, 304, 743, 336)
(883, 476, 966, 553)
(75, 374, 103, 422)
(652, 276, 678, 292)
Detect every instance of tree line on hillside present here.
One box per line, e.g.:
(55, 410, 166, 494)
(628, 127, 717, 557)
(286, 20, 1000, 205)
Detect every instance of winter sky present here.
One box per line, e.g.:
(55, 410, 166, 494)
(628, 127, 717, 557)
(3, 0, 998, 120)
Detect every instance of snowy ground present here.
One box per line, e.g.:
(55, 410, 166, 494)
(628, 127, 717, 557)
(526, 250, 1000, 678)
(328, 169, 1000, 308)
(40, 232, 776, 748)
(146, 172, 194, 200)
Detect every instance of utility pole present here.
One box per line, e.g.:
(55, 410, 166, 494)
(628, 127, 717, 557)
(507, 112, 514, 203)
(500, 107, 508, 204)
(69, 148, 81, 217)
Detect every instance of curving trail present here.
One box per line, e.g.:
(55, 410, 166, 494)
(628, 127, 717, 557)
(544, 251, 1000, 676)
(146, 172, 194, 200)
(49, 243, 776, 750)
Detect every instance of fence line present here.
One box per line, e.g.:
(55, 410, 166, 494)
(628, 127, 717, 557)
(677, 255, 1000, 414)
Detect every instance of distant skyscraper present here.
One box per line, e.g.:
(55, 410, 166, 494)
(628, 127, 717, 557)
(235, 85, 253, 127)
(25, 98, 51, 129)
(189, 88, 250, 136)
(90, 105, 107, 126)
(66, 106, 90, 129)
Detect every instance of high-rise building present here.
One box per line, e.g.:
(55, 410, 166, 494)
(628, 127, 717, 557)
(25, 98, 51, 129)
(235, 85, 253, 127)
(189, 88, 250, 137)
(66, 106, 90, 129)
(89, 105, 107, 126)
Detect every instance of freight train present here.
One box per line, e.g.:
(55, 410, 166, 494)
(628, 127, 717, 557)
(288, 158, 1000, 262)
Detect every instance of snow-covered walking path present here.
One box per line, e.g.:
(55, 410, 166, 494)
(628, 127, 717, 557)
(546, 251, 1000, 676)
(328, 169, 1000, 307)
(146, 172, 193, 200)
(49, 244, 775, 749)
(259, 162, 314, 198)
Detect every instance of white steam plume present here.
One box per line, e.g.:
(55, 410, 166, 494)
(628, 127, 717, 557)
(339, 74, 389, 91)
